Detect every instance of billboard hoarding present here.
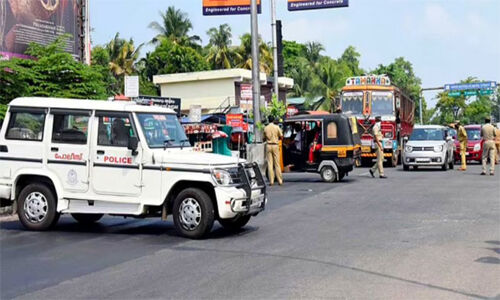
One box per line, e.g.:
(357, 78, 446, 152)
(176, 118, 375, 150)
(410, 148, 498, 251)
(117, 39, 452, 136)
(203, 0, 261, 16)
(124, 75, 139, 98)
(0, 0, 83, 60)
(288, 0, 349, 11)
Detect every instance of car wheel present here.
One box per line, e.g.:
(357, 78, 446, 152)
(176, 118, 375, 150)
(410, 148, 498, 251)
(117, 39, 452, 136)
(173, 188, 214, 239)
(17, 183, 59, 231)
(219, 215, 251, 232)
(448, 156, 454, 169)
(320, 166, 337, 183)
(403, 163, 410, 171)
(391, 151, 398, 167)
(71, 213, 103, 224)
(413, 166, 419, 170)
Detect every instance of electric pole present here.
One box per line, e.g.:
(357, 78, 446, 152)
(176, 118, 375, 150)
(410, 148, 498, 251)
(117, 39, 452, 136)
(251, 0, 262, 143)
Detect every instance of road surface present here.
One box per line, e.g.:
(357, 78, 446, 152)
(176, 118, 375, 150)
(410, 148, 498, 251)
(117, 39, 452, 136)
(1, 164, 499, 299)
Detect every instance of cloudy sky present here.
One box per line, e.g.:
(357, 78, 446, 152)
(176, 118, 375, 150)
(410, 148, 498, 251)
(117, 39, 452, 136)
(90, 0, 500, 107)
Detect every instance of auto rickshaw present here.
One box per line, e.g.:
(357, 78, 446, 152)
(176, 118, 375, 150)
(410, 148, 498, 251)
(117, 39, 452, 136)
(281, 113, 361, 182)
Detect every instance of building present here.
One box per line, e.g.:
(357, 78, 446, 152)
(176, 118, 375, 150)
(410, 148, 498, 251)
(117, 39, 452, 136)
(153, 69, 294, 114)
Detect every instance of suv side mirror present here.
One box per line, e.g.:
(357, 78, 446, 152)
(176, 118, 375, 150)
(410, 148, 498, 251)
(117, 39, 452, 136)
(128, 136, 139, 156)
(403, 136, 409, 142)
(446, 136, 452, 141)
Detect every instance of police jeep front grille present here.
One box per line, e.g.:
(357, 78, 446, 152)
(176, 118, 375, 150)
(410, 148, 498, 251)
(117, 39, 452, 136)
(236, 162, 266, 210)
(413, 147, 434, 151)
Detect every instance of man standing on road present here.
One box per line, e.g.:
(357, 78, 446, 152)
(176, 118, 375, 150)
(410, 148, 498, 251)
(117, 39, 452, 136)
(369, 116, 387, 179)
(494, 124, 500, 164)
(480, 117, 496, 176)
(456, 120, 468, 171)
(264, 116, 283, 186)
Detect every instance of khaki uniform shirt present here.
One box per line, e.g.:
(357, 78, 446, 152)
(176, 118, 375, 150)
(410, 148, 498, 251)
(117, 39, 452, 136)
(264, 123, 283, 144)
(481, 124, 496, 142)
(458, 126, 467, 142)
(372, 122, 383, 142)
(495, 128, 500, 143)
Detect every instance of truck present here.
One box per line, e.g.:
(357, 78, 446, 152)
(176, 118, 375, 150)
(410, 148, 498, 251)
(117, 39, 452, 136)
(340, 75, 415, 167)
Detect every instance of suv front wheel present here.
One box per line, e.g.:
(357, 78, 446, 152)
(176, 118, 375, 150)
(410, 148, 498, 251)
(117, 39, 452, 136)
(17, 183, 59, 231)
(173, 188, 214, 239)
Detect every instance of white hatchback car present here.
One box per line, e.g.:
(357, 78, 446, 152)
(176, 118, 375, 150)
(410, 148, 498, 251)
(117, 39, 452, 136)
(402, 125, 455, 171)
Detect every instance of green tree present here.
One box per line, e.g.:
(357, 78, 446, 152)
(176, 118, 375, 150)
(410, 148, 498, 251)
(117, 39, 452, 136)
(0, 37, 108, 107)
(338, 46, 364, 76)
(144, 39, 209, 76)
(148, 6, 201, 47)
(286, 57, 314, 97)
(205, 24, 240, 70)
(304, 41, 324, 67)
(373, 57, 424, 122)
(91, 45, 119, 95)
(235, 33, 273, 74)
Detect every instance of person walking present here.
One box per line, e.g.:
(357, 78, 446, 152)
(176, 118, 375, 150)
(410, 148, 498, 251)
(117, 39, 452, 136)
(456, 120, 468, 171)
(494, 124, 500, 164)
(264, 116, 283, 185)
(369, 116, 387, 179)
(480, 117, 496, 176)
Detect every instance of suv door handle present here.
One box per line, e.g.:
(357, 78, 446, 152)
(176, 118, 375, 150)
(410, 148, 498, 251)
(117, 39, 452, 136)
(97, 150, 105, 155)
(51, 147, 59, 152)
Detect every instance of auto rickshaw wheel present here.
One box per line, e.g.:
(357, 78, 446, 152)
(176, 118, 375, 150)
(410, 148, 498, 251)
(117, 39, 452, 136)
(320, 166, 337, 183)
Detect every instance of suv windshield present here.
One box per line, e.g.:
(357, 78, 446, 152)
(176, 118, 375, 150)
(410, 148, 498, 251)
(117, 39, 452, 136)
(466, 128, 481, 141)
(371, 92, 394, 116)
(137, 113, 188, 148)
(410, 128, 445, 141)
(341, 92, 363, 115)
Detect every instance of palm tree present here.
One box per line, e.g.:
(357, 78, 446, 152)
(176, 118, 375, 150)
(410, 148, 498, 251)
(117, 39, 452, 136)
(304, 41, 324, 66)
(309, 58, 352, 111)
(148, 6, 201, 47)
(106, 33, 142, 77)
(205, 24, 239, 69)
(235, 33, 273, 74)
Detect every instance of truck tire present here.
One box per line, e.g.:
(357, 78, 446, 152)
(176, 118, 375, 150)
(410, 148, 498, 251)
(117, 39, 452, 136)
(320, 166, 336, 183)
(72, 213, 103, 224)
(441, 156, 449, 171)
(17, 183, 59, 231)
(219, 215, 251, 232)
(403, 163, 410, 171)
(173, 188, 214, 239)
(448, 158, 454, 170)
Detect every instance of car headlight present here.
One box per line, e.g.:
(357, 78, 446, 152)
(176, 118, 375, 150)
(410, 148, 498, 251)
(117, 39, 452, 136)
(212, 169, 233, 185)
(473, 144, 481, 151)
(434, 145, 443, 152)
(405, 145, 413, 153)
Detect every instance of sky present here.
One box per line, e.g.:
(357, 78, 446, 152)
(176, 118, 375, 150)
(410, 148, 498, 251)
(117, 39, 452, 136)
(90, 0, 500, 107)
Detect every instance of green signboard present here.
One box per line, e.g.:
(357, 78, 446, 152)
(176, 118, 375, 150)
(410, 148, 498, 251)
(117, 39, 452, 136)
(464, 90, 477, 96)
(448, 91, 461, 97)
(479, 89, 493, 95)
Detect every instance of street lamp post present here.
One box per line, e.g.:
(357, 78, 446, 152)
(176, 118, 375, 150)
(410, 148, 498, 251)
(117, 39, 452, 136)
(270, 0, 279, 99)
(251, 0, 262, 143)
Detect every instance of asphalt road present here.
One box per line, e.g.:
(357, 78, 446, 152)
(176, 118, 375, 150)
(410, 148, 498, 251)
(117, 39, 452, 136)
(1, 164, 499, 299)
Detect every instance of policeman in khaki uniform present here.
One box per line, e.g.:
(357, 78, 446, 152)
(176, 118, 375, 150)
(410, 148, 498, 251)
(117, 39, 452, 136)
(456, 120, 468, 171)
(264, 116, 283, 185)
(369, 116, 387, 179)
(480, 117, 497, 176)
(494, 124, 500, 164)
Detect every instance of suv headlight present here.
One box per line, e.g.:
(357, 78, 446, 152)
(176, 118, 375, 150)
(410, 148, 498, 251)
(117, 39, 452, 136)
(434, 145, 443, 152)
(405, 145, 413, 153)
(473, 144, 481, 151)
(212, 169, 233, 185)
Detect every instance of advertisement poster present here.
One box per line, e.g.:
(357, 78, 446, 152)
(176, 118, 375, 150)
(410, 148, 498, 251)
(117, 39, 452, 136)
(0, 0, 82, 60)
(203, 0, 261, 16)
(288, 0, 348, 11)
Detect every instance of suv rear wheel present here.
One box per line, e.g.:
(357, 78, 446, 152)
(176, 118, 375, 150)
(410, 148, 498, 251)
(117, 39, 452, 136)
(17, 183, 59, 231)
(173, 188, 214, 239)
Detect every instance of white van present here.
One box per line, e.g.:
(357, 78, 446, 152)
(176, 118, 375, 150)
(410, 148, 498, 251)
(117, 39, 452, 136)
(0, 97, 266, 239)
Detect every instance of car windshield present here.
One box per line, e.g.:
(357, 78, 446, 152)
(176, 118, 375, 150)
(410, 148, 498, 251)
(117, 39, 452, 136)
(409, 128, 445, 141)
(371, 92, 394, 116)
(341, 92, 363, 115)
(137, 113, 189, 148)
(466, 128, 481, 141)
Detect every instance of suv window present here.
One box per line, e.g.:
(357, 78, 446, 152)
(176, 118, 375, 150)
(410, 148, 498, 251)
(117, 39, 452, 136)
(98, 115, 136, 147)
(6, 112, 45, 141)
(52, 113, 89, 144)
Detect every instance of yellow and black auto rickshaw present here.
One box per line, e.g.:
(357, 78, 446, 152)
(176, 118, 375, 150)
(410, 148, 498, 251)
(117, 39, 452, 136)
(281, 113, 361, 182)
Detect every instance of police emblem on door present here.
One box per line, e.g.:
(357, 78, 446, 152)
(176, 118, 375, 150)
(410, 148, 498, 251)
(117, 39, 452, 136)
(67, 169, 78, 185)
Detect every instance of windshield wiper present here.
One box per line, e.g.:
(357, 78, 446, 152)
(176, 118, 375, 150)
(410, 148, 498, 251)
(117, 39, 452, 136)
(163, 138, 173, 150)
(180, 139, 189, 150)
